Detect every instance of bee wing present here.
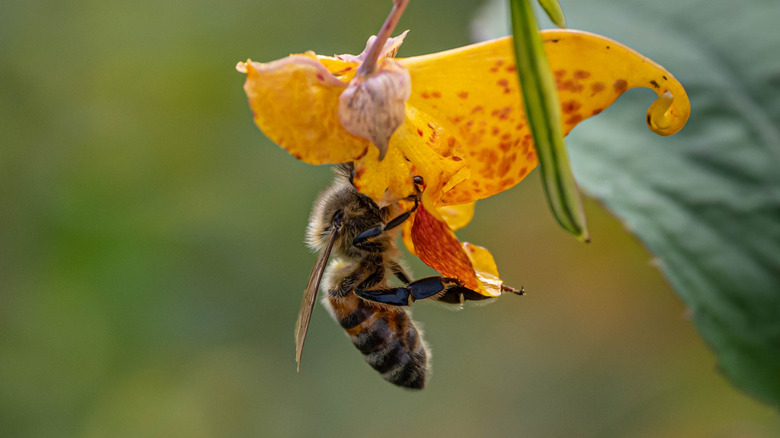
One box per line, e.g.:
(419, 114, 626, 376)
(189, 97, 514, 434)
(295, 213, 343, 371)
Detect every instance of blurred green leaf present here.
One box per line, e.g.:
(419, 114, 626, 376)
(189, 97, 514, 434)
(478, 0, 780, 406)
(509, 0, 588, 241)
(537, 0, 566, 28)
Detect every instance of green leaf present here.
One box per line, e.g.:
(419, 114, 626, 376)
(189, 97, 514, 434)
(509, 0, 589, 241)
(537, 0, 566, 28)
(475, 0, 780, 406)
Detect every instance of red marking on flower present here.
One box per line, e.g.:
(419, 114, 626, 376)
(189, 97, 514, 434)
(591, 81, 606, 94)
(559, 80, 575, 91)
(613, 79, 628, 93)
(411, 204, 480, 291)
(457, 91, 469, 99)
(592, 108, 603, 115)
(574, 70, 591, 79)
(422, 92, 430, 99)
(333, 67, 353, 75)
(554, 69, 567, 78)
(447, 137, 456, 147)
(500, 132, 512, 140)
(561, 100, 582, 114)
(497, 78, 509, 88)
(417, 128, 424, 137)
(505, 65, 517, 73)
(353, 146, 369, 161)
(431, 91, 442, 98)
(566, 114, 583, 124)
(490, 106, 513, 120)
(316, 73, 325, 81)
(491, 126, 500, 136)
(471, 105, 484, 114)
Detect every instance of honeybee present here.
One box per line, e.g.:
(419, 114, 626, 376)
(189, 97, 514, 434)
(295, 165, 522, 389)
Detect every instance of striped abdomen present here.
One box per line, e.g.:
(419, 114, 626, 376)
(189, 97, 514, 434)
(327, 293, 429, 389)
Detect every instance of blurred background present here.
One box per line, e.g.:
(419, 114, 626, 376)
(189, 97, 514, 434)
(1, 0, 778, 437)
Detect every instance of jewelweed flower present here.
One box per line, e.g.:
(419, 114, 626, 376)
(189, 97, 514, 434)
(237, 29, 690, 296)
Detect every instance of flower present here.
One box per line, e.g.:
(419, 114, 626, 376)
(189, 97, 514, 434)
(237, 29, 690, 296)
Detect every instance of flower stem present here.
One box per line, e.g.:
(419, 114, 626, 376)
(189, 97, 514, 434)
(509, 0, 589, 241)
(358, 0, 409, 76)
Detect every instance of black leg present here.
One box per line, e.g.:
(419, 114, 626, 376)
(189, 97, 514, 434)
(388, 262, 411, 284)
(353, 226, 383, 247)
(356, 276, 460, 306)
(357, 276, 524, 306)
(352, 176, 423, 248)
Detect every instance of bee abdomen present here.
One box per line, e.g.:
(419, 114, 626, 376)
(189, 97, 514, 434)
(351, 308, 429, 390)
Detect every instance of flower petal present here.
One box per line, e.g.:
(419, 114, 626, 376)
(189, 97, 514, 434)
(462, 243, 503, 297)
(352, 144, 414, 207)
(397, 29, 690, 205)
(438, 201, 476, 231)
(352, 107, 471, 205)
(239, 56, 369, 164)
(410, 202, 484, 293)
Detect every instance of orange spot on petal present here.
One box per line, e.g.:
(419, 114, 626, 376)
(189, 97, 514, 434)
(561, 100, 582, 114)
(574, 70, 591, 79)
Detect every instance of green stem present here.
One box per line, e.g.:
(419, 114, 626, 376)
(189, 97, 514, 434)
(509, 0, 589, 241)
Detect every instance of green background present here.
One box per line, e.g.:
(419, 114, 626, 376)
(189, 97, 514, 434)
(2, 0, 778, 436)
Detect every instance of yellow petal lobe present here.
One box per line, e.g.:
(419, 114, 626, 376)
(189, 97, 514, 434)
(462, 243, 503, 297)
(353, 108, 471, 205)
(397, 29, 690, 205)
(352, 145, 413, 207)
(438, 202, 476, 231)
(240, 56, 368, 164)
(543, 30, 690, 137)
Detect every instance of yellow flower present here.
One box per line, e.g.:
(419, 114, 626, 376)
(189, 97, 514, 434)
(237, 29, 690, 296)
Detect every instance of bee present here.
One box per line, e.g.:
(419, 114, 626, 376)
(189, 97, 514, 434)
(295, 165, 522, 389)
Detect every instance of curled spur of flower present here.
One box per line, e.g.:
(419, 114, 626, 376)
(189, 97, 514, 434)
(237, 29, 690, 296)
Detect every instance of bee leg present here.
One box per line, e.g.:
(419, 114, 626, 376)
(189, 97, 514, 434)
(432, 284, 525, 305)
(353, 225, 384, 247)
(388, 261, 411, 284)
(430, 286, 493, 305)
(355, 276, 459, 306)
(353, 206, 416, 248)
